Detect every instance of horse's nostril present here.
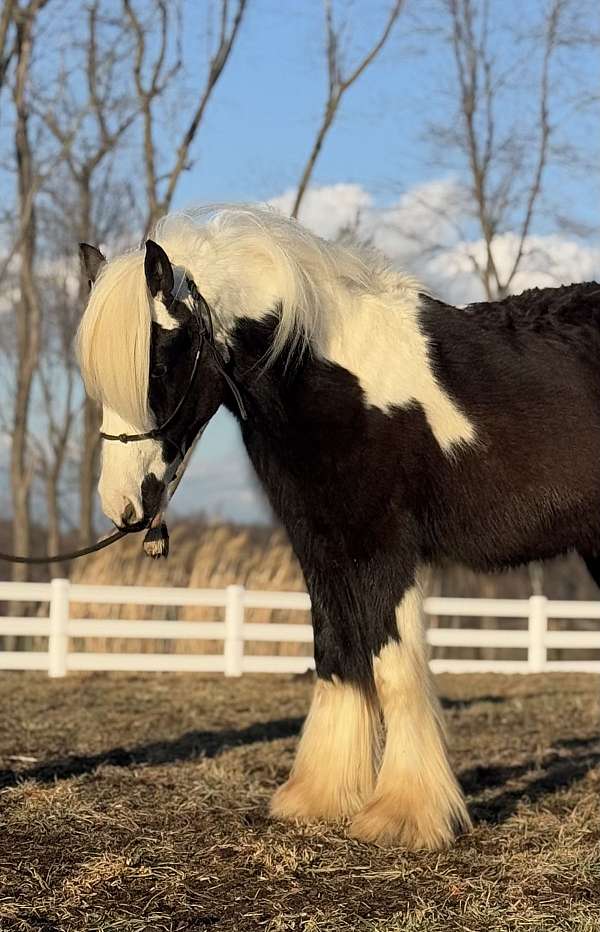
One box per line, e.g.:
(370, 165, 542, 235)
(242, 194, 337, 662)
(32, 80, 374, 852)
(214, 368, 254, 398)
(121, 502, 136, 525)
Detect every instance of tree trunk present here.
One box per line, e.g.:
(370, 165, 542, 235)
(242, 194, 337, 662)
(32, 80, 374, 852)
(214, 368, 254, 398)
(77, 177, 100, 544)
(11, 8, 41, 582)
(46, 465, 63, 575)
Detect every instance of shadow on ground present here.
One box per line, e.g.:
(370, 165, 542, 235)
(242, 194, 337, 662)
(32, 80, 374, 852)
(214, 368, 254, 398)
(463, 734, 600, 823)
(0, 716, 303, 788)
(2, 691, 598, 831)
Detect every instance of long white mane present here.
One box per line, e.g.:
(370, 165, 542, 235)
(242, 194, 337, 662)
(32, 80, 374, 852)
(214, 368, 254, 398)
(77, 204, 419, 428)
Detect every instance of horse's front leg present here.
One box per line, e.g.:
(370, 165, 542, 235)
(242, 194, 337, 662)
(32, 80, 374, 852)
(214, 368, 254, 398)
(350, 576, 471, 849)
(270, 605, 381, 822)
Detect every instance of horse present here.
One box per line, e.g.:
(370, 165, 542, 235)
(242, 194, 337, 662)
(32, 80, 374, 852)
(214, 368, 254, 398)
(77, 205, 600, 850)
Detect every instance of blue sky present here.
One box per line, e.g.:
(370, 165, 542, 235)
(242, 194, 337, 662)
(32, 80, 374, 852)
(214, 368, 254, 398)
(174, 0, 427, 205)
(172, 0, 599, 219)
(155, 0, 599, 525)
(0, 0, 596, 529)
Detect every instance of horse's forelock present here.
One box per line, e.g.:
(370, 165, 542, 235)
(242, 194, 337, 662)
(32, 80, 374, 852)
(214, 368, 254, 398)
(76, 252, 153, 429)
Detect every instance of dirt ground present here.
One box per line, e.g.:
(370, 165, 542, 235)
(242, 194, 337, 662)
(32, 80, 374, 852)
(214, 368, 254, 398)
(0, 671, 599, 932)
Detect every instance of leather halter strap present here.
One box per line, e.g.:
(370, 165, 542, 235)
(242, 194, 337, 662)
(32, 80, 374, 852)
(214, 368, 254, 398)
(99, 277, 246, 449)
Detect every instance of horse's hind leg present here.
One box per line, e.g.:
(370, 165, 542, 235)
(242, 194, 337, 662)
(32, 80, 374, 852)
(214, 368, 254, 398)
(350, 579, 471, 850)
(270, 674, 380, 822)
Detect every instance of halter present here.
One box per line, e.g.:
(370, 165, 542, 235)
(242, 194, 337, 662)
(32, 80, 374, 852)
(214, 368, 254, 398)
(0, 277, 248, 565)
(99, 277, 247, 453)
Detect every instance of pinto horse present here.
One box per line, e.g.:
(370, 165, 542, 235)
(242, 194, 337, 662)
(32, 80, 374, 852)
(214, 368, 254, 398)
(77, 206, 600, 850)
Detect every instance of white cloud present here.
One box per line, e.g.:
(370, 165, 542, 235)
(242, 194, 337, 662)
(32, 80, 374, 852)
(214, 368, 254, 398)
(428, 232, 600, 305)
(270, 179, 600, 305)
(269, 183, 373, 240)
(367, 177, 468, 262)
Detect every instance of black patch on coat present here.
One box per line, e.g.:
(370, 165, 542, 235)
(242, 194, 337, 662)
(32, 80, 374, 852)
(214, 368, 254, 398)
(417, 282, 600, 570)
(140, 472, 165, 519)
(226, 316, 419, 690)
(211, 282, 600, 691)
(148, 316, 225, 467)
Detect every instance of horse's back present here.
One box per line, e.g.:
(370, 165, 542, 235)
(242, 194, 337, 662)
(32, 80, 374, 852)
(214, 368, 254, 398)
(415, 283, 600, 570)
(461, 281, 600, 339)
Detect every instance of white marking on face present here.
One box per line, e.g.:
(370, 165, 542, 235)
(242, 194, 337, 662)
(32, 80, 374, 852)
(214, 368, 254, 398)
(151, 267, 197, 330)
(98, 408, 173, 526)
(151, 296, 180, 331)
(325, 292, 475, 452)
(97, 282, 208, 528)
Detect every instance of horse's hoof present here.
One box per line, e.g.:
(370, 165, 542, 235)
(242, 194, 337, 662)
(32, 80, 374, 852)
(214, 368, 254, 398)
(270, 779, 321, 822)
(349, 793, 471, 850)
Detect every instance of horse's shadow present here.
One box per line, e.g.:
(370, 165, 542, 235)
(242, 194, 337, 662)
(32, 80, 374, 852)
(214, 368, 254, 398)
(461, 734, 600, 825)
(0, 695, 491, 789)
(0, 716, 303, 790)
(1, 702, 598, 831)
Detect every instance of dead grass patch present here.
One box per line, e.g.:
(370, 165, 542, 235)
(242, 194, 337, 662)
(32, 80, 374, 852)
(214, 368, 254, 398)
(0, 671, 598, 931)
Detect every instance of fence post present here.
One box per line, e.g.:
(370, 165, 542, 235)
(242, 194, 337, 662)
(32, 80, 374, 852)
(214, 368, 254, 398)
(224, 585, 244, 677)
(528, 595, 547, 673)
(48, 577, 70, 678)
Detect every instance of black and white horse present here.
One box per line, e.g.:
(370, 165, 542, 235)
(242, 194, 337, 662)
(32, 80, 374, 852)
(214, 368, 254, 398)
(78, 206, 600, 850)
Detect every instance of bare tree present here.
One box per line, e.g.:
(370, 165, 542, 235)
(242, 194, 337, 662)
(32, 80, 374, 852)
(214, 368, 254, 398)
(0, 0, 251, 564)
(291, 0, 405, 219)
(44, 0, 250, 541)
(9, 0, 50, 579)
(0, 0, 15, 99)
(32, 274, 80, 573)
(41, 1, 142, 544)
(123, 0, 249, 235)
(428, 0, 571, 300)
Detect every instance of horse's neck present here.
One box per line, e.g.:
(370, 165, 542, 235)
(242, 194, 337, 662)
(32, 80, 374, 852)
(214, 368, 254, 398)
(227, 291, 475, 457)
(228, 315, 367, 466)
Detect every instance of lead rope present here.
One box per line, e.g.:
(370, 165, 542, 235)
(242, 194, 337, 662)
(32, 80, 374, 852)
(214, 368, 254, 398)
(0, 527, 134, 565)
(0, 278, 246, 565)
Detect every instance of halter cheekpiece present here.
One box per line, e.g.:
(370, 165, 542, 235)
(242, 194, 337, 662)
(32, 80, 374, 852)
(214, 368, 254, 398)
(100, 276, 247, 451)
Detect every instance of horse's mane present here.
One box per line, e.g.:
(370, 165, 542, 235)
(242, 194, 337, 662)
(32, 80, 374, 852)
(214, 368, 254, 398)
(151, 205, 417, 353)
(77, 204, 419, 428)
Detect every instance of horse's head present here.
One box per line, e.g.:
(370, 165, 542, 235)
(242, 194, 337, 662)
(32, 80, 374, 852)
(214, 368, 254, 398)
(77, 240, 228, 530)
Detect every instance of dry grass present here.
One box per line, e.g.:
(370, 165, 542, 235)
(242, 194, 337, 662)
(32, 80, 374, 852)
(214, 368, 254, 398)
(0, 671, 599, 931)
(67, 521, 312, 659)
(45, 521, 597, 664)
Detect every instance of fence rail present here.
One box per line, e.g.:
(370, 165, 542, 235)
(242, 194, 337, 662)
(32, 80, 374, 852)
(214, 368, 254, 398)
(0, 579, 599, 677)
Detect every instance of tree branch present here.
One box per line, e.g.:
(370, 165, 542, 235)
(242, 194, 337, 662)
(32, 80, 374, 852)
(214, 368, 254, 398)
(503, 0, 562, 292)
(291, 0, 405, 219)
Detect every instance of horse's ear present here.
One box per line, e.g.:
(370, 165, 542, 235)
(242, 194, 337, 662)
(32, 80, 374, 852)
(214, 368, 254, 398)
(79, 243, 106, 287)
(145, 240, 174, 299)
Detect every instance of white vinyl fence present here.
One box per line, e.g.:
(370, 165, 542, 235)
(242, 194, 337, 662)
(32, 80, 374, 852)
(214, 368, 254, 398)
(0, 579, 599, 677)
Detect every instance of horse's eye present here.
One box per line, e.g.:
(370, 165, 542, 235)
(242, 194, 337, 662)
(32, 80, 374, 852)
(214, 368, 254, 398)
(151, 363, 168, 379)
